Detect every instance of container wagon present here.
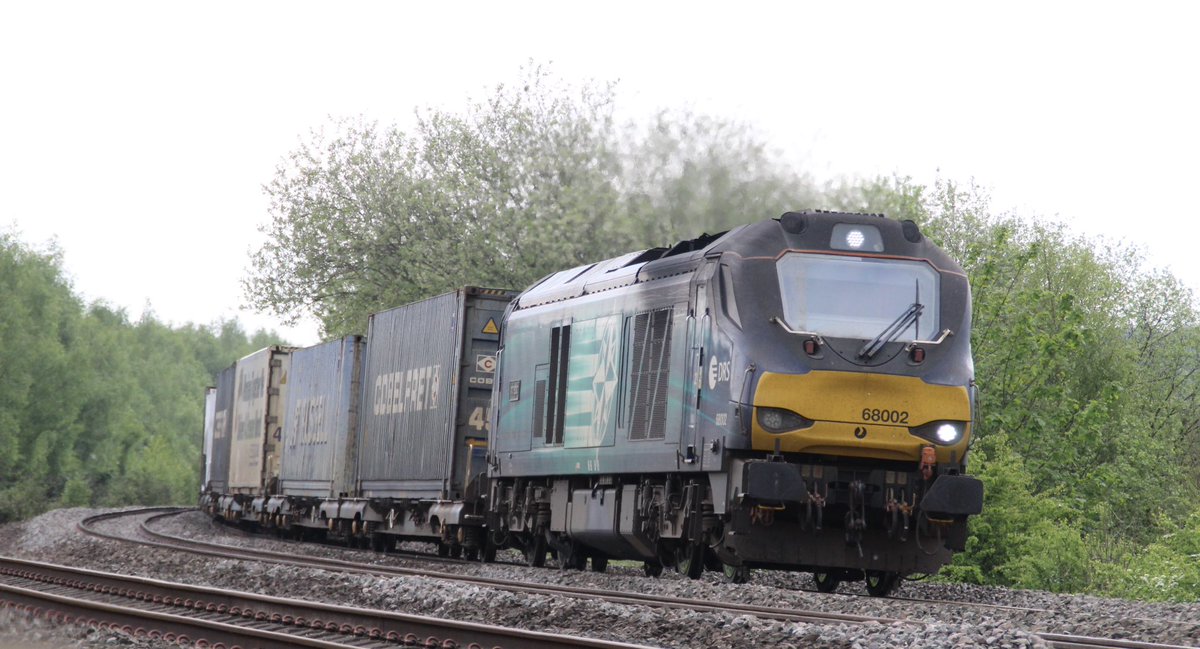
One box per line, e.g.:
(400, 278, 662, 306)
(200, 366, 235, 514)
(202, 346, 293, 523)
(320, 287, 515, 556)
(267, 336, 364, 537)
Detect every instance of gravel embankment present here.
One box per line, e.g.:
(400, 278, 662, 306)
(1, 507, 1197, 648)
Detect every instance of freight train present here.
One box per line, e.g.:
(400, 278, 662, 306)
(200, 211, 983, 596)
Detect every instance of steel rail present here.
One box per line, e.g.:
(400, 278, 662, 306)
(1041, 635, 1198, 649)
(0, 555, 656, 649)
(81, 509, 1200, 649)
(81, 508, 906, 628)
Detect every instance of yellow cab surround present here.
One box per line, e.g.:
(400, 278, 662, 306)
(752, 370, 971, 463)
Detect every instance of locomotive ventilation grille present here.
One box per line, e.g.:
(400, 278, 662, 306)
(629, 308, 673, 440)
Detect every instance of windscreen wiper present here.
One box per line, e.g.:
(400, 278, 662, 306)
(858, 302, 924, 359)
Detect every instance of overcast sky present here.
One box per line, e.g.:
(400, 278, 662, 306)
(2, 2, 1197, 346)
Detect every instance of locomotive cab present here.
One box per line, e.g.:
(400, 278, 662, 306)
(710, 212, 983, 592)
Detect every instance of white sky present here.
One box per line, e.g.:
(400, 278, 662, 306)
(2, 1, 1197, 346)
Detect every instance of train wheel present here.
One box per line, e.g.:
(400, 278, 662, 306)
(557, 541, 586, 570)
(675, 544, 704, 579)
(643, 561, 664, 578)
(449, 545, 463, 559)
(524, 535, 546, 568)
(590, 555, 608, 573)
(370, 533, 387, 553)
(864, 571, 898, 597)
(437, 543, 450, 558)
(481, 538, 497, 563)
(813, 572, 840, 593)
(463, 547, 479, 561)
(723, 563, 751, 584)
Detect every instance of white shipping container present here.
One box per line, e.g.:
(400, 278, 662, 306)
(228, 346, 292, 493)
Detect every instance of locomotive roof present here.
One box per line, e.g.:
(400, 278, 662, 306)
(514, 211, 953, 310)
(514, 228, 734, 309)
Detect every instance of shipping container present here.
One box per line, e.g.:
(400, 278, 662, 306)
(206, 365, 236, 495)
(279, 336, 364, 498)
(201, 387, 216, 494)
(228, 346, 292, 494)
(356, 287, 514, 500)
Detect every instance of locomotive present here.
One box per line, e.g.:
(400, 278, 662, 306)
(200, 211, 983, 596)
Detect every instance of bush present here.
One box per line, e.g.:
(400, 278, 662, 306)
(58, 476, 92, 507)
(1001, 518, 1090, 592)
(1105, 512, 1200, 602)
(944, 432, 1091, 592)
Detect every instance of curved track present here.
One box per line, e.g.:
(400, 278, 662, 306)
(80, 508, 1199, 649)
(0, 554, 653, 649)
(82, 508, 910, 628)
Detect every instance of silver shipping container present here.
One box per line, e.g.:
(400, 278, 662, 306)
(279, 336, 364, 498)
(201, 387, 216, 493)
(229, 346, 292, 494)
(207, 365, 237, 494)
(357, 287, 514, 500)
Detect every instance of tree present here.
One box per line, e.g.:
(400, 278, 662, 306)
(0, 231, 282, 521)
(247, 69, 631, 336)
(246, 67, 826, 337)
(0, 235, 84, 520)
(854, 180, 1200, 596)
(618, 110, 821, 243)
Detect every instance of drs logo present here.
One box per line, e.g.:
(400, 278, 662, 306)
(708, 355, 731, 390)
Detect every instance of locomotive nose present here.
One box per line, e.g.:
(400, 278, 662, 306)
(751, 370, 972, 464)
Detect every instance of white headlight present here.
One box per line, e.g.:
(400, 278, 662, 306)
(846, 229, 865, 248)
(936, 423, 960, 443)
(761, 410, 784, 430)
(830, 223, 884, 252)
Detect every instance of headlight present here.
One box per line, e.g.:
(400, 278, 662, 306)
(910, 420, 965, 445)
(831, 223, 884, 252)
(757, 407, 814, 433)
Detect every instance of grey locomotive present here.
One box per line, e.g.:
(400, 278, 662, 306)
(486, 211, 983, 595)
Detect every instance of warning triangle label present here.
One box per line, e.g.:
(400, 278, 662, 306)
(482, 318, 500, 335)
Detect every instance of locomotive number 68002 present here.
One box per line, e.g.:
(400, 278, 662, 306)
(861, 409, 909, 424)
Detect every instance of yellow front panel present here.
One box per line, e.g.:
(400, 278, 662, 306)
(752, 371, 971, 462)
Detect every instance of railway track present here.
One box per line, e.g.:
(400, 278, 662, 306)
(81, 508, 910, 628)
(0, 554, 655, 649)
(78, 508, 1198, 649)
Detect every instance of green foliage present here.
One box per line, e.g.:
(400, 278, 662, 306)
(248, 69, 629, 335)
(943, 433, 1089, 592)
(59, 475, 92, 507)
(1002, 518, 1091, 592)
(0, 234, 276, 522)
(857, 179, 1200, 599)
(247, 66, 822, 336)
(108, 435, 197, 506)
(619, 110, 821, 243)
(1102, 511, 1200, 601)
